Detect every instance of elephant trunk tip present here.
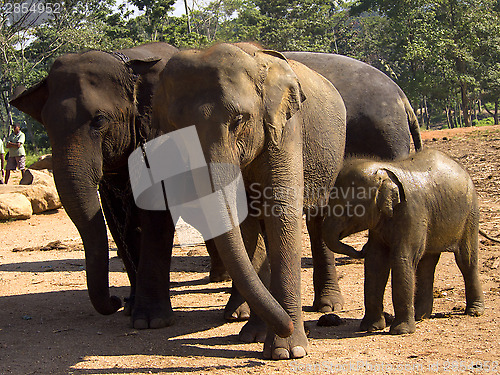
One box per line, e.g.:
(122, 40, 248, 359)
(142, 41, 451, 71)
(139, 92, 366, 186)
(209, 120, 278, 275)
(92, 295, 122, 315)
(276, 318, 295, 338)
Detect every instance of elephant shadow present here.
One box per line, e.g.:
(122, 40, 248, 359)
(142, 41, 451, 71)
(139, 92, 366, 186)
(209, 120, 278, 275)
(0, 283, 265, 374)
(305, 318, 388, 340)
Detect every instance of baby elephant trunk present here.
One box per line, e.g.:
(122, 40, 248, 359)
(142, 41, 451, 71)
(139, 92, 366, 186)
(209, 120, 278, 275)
(322, 219, 365, 259)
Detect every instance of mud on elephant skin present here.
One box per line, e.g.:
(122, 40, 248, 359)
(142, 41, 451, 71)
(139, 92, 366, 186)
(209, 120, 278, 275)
(323, 149, 485, 335)
(10, 42, 228, 329)
(151, 43, 347, 359)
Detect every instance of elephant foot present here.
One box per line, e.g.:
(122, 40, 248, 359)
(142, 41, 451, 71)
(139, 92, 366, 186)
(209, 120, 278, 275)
(414, 305, 433, 321)
(313, 291, 344, 313)
(359, 314, 386, 332)
(465, 301, 485, 317)
(209, 269, 231, 282)
(224, 301, 250, 322)
(123, 296, 135, 317)
(389, 320, 416, 335)
(239, 316, 267, 343)
(132, 301, 175, 329)
(263, 325, 308, 360)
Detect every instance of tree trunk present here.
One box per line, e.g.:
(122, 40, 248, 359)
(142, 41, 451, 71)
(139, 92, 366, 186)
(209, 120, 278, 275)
(423, 96, 430, 130)
(495, 100, 499, 125)
(461, 82, 471, 127)
(418, 97, 426, 128)
(472, 98, 477, 122)
(446, 105, 452, 129)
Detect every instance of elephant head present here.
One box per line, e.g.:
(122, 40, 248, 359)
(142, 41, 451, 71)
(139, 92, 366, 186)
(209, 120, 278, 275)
(150, 43, 307, 337)
(10, 43, 177, 315)
(322, 159, 406, 258)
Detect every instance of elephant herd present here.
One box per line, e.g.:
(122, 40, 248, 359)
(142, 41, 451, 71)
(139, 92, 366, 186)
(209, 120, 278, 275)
(11, 42, 483, 360)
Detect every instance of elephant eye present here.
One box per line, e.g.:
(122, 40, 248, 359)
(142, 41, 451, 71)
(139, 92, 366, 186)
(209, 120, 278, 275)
(91, 114, 108, 129)
(230, 114, 246, 132)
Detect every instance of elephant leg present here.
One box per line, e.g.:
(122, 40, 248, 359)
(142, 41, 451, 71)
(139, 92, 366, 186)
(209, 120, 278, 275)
(205, 239, 231, 282)
(414, 252, 441, 320)
(306, 215, 344, 313)
(132, 209, 175, 329)
(99, 181, 140, 316)
(224, 285, 250, 322)
(389, 248, 417, 335)
(225, 215, 267, 323)
(239, 310, 268, 343)
(262, 210, 308, 360)
(455, 228, 484, 316)
(360, 239, 390, 332)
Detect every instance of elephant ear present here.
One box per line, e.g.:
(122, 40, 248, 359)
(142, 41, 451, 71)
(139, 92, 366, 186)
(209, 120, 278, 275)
(376, 168, 406, 217)
(126, 57, 162, 76)
(9, 80, 48, 124)
(255, 50, 306, 148)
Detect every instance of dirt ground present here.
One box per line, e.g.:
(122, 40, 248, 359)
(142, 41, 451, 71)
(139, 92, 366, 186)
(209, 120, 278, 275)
(1, 126, 499, 375)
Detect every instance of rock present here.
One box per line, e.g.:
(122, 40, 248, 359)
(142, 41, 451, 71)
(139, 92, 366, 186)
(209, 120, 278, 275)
(0, 193, 33, 220)
(0, 170, 62, 215)
(19, 184, 61, 213)
(20, 169, 55, 187)
(28, 154, 53, 170)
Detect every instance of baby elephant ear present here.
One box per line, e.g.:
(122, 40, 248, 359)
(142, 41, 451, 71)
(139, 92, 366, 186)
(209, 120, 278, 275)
(376, 169, 405, 217)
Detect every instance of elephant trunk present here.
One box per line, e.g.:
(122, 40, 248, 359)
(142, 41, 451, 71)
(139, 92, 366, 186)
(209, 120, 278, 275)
(214, 227, 294, 338)
(322, 221, 364, 259)
(52, 149, 122, 315)
(199, 158, 291, 338)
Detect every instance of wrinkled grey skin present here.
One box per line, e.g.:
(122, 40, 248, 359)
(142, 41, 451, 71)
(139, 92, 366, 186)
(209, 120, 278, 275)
(10, 43, 228, 328)
(323, 149, 484, 334)
(151, 43, 346, 359)
(284, 51, 423, 312)
(283, 52, 422, 159)
(226, 49, 425, 320)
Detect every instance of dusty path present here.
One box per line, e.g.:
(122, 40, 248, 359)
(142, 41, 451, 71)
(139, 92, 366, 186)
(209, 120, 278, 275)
(0, 126, 499, 374)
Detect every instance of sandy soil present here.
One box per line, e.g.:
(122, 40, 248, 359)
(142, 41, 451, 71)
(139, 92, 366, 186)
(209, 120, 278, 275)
(0, 126, 499, 374)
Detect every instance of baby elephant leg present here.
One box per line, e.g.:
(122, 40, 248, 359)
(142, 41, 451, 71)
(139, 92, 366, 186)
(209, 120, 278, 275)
(360, 240, 390, 332)
(455, 233, 484, 316)
(414, 253, 441, 320)
(390, 251, 417, 334)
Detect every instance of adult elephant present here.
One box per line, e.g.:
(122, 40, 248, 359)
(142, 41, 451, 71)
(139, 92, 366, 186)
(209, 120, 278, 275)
(10, 42, 227, 328)
(282, 51, 423, 312)
(223, 45, 424, 318)
(150, 43, 347, 359)
(283, 52, 422, 158)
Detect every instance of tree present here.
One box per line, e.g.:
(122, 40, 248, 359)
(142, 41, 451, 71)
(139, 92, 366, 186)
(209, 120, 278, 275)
(0, 0, 117, 144)
(352, 0, 500, 127)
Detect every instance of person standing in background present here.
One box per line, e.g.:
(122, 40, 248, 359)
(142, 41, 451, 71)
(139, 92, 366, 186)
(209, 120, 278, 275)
(0, 137, 5, 183)
(4, 123, 26, 184)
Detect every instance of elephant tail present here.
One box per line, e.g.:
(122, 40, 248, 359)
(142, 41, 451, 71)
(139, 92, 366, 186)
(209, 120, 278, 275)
(479, 229, 500, 243)
(403, 96, 423, 152)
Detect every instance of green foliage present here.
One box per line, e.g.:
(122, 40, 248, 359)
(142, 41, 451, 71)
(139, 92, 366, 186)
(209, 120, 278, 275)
(25, 147, 52, 167)
(474, 117, 495, 126)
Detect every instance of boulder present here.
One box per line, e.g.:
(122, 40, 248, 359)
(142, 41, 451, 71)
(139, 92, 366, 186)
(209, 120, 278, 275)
(28, 154, 53, 170)
(0, 193, 33, 220)
(20, 169, 55, 187)
(0, 170, 62, 216)
(19, 185, 61, 213)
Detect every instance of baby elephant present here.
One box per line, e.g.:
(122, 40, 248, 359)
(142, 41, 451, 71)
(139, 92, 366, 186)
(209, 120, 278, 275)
(322, 149, 484, 334)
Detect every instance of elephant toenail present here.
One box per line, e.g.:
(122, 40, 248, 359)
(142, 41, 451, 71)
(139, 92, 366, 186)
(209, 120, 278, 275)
(291, 346, 307, 358)
(272, 348, 290, 360)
